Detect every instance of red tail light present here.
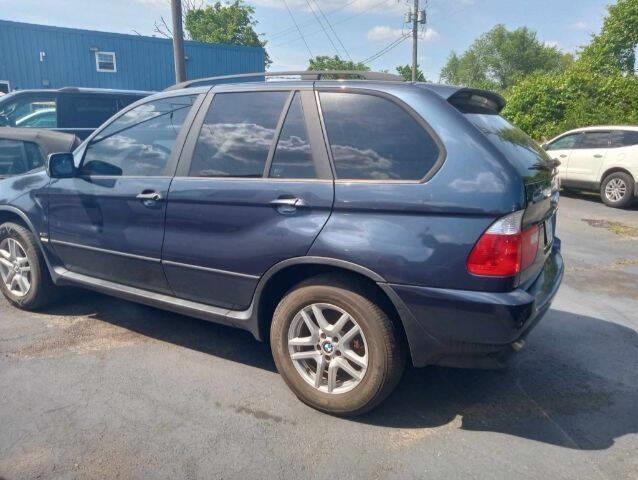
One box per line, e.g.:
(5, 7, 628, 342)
(467, 211, 540, 277)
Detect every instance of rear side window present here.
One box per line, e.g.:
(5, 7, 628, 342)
(578, 131, 610, 149)
(0, 93, 57, 128)
(610, 130, 638, 147)
(270, 93, 316, 179)
(319, 92, 440, 180)
(466, 113, 551, 179)
(189, 91, 288, 177)
(59, 95, 118, 128)
(0, 139, 44, 176)
(82, 95, 196, 177)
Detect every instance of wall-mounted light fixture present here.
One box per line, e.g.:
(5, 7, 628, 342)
(89, 47, 99, 52)
(39, 51, 46, 62)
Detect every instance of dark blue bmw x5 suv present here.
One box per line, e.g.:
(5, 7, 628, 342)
(0, 71, 563, 415)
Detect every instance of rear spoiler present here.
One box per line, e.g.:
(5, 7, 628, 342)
(446, 88, 506, 114)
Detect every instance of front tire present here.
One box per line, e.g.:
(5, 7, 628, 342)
(600, 172, 635, 208)
(270, 276, 406, 416)
(0, 222, 57, 310)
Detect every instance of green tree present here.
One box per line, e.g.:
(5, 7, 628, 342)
(184, 1, 270, 65)
(503, 0, 638, 140)
(307, 55, 369, 72)
(440, 25, 570, 90)
(579, 0, 638, 74)
(395, 64, 427, 82)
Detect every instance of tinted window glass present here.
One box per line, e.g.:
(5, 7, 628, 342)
(0, 139, 44, 176)
(610, 130, 638, 147)
(465, 113, 552, 181)
(0, 93, 57, 128)
(270, 93, 316, 179)
(190, 91, 288, 177)
(320, 92, 439, 180)
(60, 95, 118, 128)
(82, 95, 196, 177)
(578, 132, 610, 149)
(547, 133, 580, 151)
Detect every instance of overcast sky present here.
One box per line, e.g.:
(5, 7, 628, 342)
(0, 0, 612, 79)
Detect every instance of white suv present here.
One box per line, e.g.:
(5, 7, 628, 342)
(543, 126, 638, 208)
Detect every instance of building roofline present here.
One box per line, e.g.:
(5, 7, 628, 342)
(0, 19, 265, 53)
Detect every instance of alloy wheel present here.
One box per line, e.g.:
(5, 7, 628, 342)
(0, 238, 32, 298)
(287, 303, 368, 394)
(605, 178, 627, 202)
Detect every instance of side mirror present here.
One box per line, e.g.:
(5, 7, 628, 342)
(47, 152, 76, 178)
(540, 143, 548, 150)
(0, 114, 10, 127)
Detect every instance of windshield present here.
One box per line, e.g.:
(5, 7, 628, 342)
(465, 113, 552, 181)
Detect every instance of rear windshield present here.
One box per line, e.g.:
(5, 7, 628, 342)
(465, 113, 552, 181)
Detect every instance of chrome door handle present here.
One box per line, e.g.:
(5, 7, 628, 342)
(270, 198, 298, 207)
(270, 197, 306, 213)
(559, 154, 567, 158)
(593, 154, 603, 158)
(136, 191, 163, 202)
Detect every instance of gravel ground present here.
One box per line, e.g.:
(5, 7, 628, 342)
(1, 192, 637, 480)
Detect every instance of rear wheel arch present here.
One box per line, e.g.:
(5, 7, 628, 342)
(600, 167, 635, 185)
(253, 259, 408, 352)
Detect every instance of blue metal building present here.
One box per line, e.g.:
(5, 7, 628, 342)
(0, 19, 265, 92)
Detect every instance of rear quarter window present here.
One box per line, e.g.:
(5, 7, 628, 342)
(319, 92, 440, 181)
(465, 113, 552, 180)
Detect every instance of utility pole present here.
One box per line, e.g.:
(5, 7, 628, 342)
(409, 0, 426, 82)
(411, 0, 419, 82)
(171, 0, 187, 84)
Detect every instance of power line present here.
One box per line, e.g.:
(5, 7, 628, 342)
(361, 34, 410, 65)
(281, 0, 313, 58)
(268, 0, 359, 41)
(310, 0, 353, 61)
(273, 0, 390, 49)
(303, 0, 341, 57)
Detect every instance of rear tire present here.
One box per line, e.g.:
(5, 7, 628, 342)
(0, 222, 58, 310)
(600, 172, 635, 208)
(270, 275, 406, 416)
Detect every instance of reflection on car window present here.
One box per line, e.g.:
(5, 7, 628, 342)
(270, 93, 316, 179)
(189, 91, 288, 178)
(320, 92, 439, 180)
(0, 93, 57, 128)
(82, 95, 196, 177)
(0, 139, 45, 176)
(466, 113, 551, 179)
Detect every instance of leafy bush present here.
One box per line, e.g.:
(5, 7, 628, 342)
(503, 0, 638, 140)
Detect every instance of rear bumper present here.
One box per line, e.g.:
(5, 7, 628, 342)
(381, 240, 564, 368)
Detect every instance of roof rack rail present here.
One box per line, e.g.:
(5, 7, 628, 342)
(164, 70, 404, 91)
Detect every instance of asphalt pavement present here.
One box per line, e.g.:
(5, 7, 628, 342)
(1, 192, 637, 480)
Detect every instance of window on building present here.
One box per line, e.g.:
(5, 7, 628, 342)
(81, 95, 197, 177)
(319, 92, 440, 181)
(95, 51, 117, 73)
(189, 91, 289, 178)
(270, 93, 316, 179)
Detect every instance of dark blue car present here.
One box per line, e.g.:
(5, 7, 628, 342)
(0, 71, 563, 415)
